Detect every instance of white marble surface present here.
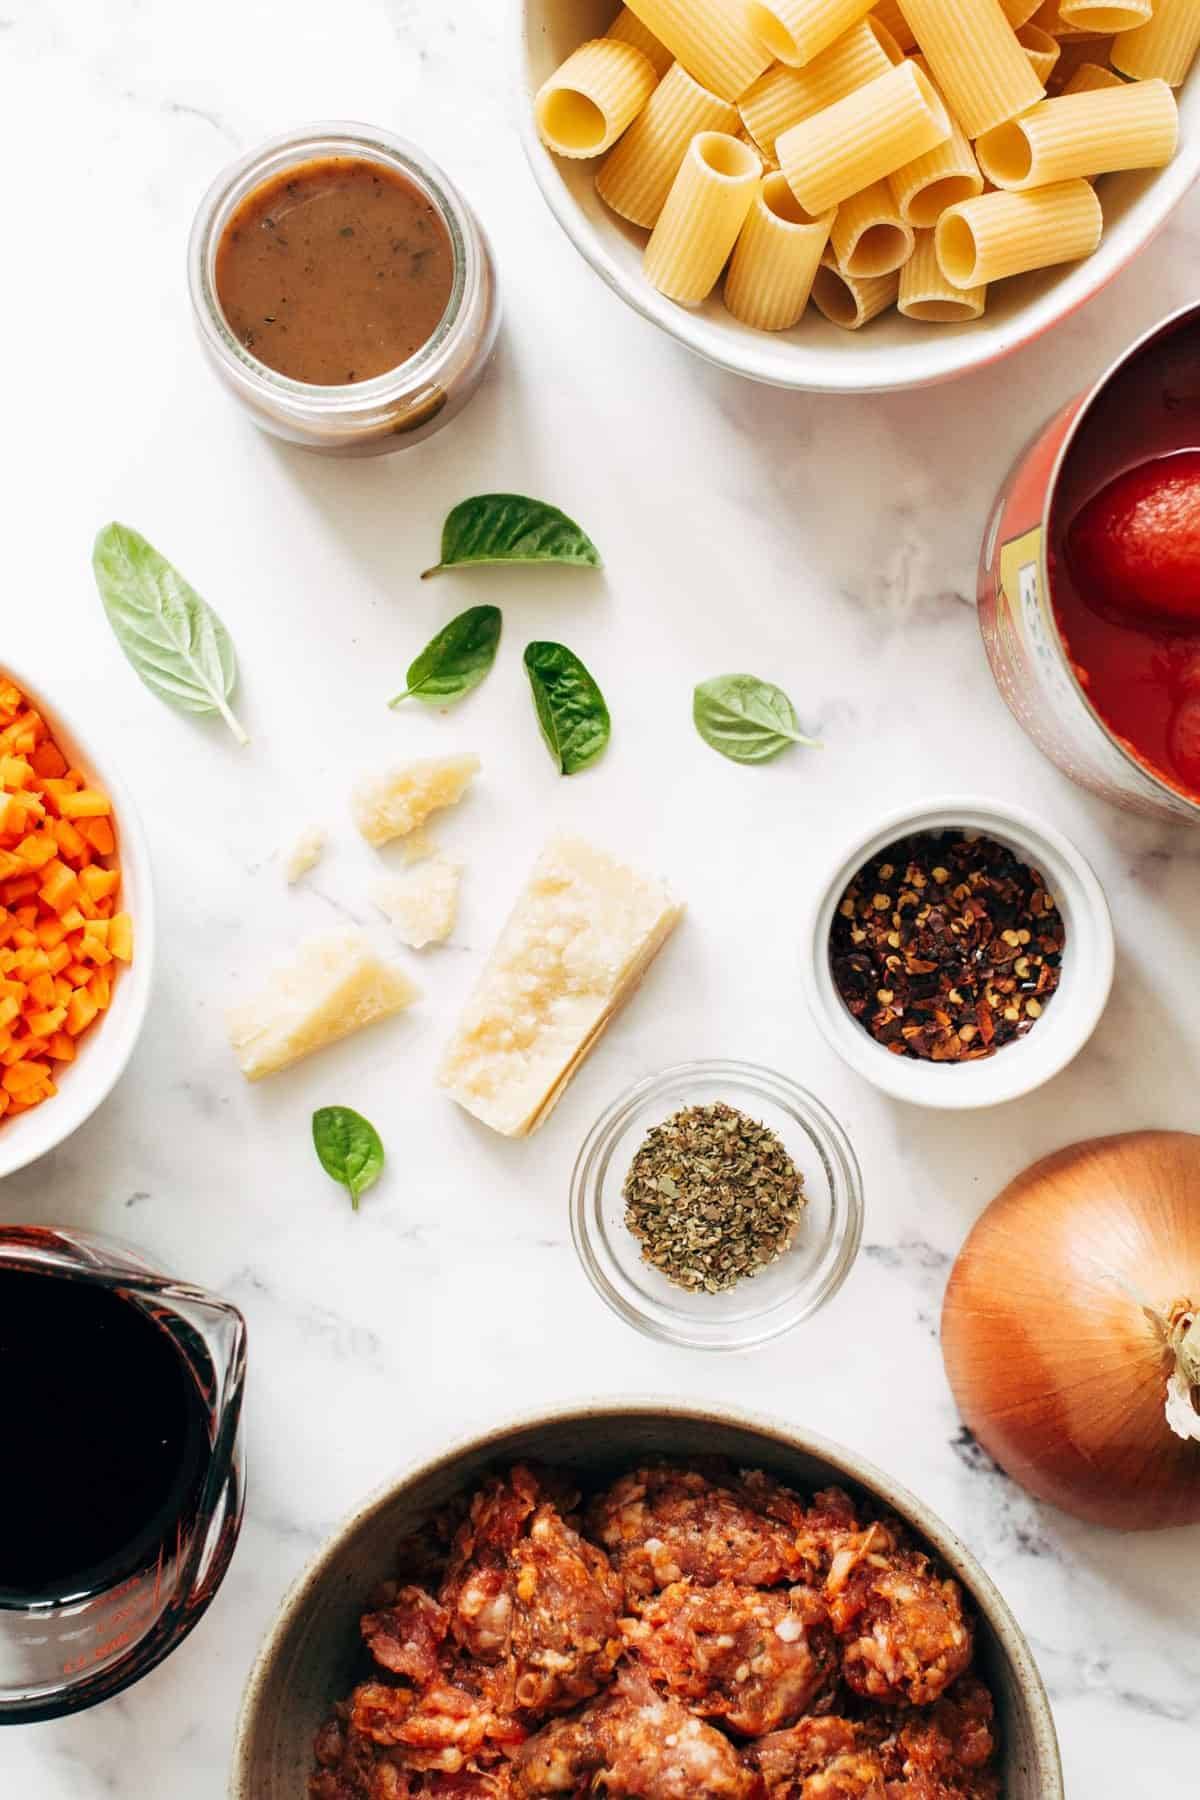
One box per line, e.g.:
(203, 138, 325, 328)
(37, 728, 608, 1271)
(3, 0, 1200, 1792)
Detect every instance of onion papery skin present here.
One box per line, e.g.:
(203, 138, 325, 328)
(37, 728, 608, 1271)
(941, 1131, 1200, 1531)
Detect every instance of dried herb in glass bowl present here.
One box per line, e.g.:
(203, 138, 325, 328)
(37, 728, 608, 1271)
(622, 1101, 806, 1294)
(829, 830, 1066, 1063)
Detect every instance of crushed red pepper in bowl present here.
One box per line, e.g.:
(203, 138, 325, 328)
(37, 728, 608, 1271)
(829, 831, 1065, 1063)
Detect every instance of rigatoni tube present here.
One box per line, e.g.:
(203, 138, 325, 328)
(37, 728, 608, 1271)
(1059, 0, 1153, 29)
(738, 19, 899, 157)
(645, 132, 762, 304)
(598, 64, 738, 228)
(777, 60, 950, 215)
(621, 0, 772, 100)
(830, 180, 914, 276)
(606, 5, 674, 77)
(1017, 23, 1061, 86)
(1112, 0, 1200, 85)
(888, 58, 983, 228)
(534, 40, 658, 158)
(745, 0, 876, 68)
(1061, 62, 1126, 96)
(811, 252, 900, 327)
(976, 81, 1178, 190)
(899, 230, 986, 320)
(725, 174, 835, 328)
(936, 181, 1103, 287)
(898, 0, 1046, 137)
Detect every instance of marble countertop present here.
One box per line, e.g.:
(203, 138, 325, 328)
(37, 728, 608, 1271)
(4, 0, 1200, 1792)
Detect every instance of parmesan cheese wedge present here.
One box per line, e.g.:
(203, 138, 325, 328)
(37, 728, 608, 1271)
(372, 858, 461, 949)
(351, 754, 480, 847)
(437, 836, 683, 1137)
(227, 930, 420, 1081)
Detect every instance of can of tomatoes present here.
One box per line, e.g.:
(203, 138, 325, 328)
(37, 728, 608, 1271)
(978, 302, 1200, 824)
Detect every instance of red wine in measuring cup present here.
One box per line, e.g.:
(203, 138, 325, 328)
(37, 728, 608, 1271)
(0, 1270, 209, 1604)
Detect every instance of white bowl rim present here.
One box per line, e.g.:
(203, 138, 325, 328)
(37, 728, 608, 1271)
(229, 1394, 1064, 1799)
(514, 7, 1200, 393)
(0, 662, 156, 1179)
(801, 793, 1114, 1110)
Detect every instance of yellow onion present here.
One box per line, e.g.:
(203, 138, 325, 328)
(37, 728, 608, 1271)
(942, 1131, 1200, 1530)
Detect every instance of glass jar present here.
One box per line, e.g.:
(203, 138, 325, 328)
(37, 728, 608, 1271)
(571, 1061, 863, 1352)
(188, 122, 500, 456)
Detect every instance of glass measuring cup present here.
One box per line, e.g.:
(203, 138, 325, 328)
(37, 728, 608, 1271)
(0, 1225, 246, 1724)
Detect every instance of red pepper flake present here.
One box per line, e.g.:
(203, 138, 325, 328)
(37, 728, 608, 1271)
(829, 830, 1066, 1063)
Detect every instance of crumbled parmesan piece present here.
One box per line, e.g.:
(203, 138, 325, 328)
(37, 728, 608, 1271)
(372, 858, 462, 949)
(437, 836, 683, 1137)
(226, 930, 420, 1081)
(351, 754, 480, 847)
(285, 825, 326, 884)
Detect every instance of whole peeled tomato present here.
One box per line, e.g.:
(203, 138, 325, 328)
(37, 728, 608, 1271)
(1067, 450, 1200, 630)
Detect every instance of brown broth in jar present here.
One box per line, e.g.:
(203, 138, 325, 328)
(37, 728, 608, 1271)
(214, 156, 455, 387)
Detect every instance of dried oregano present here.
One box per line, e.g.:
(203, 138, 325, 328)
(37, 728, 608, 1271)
(623, 1102, 806, 1294)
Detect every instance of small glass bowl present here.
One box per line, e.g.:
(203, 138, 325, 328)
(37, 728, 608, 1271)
(571, 1061, 863, 1352)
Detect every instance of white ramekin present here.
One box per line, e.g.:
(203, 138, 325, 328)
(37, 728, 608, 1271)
(801, 796, 1113, 1109)
(0, 665, 156, 1179)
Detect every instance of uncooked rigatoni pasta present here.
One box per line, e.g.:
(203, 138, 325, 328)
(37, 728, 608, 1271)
(776, 59, 950, 214)
(936, 180, 1103, 286)
(899, 230, 987, 319)
(1060, 0, 1153, 29)
(811, 253, 900, 326)
(1112, 0, 1200, 85)
(831, 179, 915, 274)
(999, 0, 1044, 24)
(871, 0, 918, 50)
(744, 0, 876, 68)
(724, 173, 834, 327)
(606, 5, 673, 77)
(738, 19, 899, 157)
(621, 0, 772, 100)
(898, 0, 1046, 136)
(597, 64, 739, 226)
(1018, 23, 1062, 85)
(644, 131, 761, 303)
(888, 59, 983, 226)
(535, 40, 658, 157)
(975, 80, 1178, 188)
(1061, 60, 1126, 93)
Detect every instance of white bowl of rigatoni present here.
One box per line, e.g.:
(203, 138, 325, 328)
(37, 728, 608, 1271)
(518, 0, 1200, 390)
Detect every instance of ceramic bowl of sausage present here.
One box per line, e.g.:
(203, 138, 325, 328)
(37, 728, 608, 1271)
(517, 0, 1200, 391)
(0, 665, 153, 1180)
(231, 1400, 1062, 1798)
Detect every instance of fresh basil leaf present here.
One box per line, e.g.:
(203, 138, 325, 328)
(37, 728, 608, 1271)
(92, 523, 248, 745)
(523, 642, 610, 776)
(389, 605, 502, 708)
(423, 494, 602, 578)
(693, 674, 821, 765)
(312, 1106, 385, 1213)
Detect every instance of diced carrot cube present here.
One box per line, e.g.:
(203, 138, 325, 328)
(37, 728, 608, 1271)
(65, 991, 99, 1036)
(63, 961, 91, 986)
(0, 997, 18, 1031)
(79, 865, 119, 901)
(53, 818, 88, 863)
(1, 876, 39, 906)
(0, 756, 33, 790)
(58, 789, 111, 820)
(48, 1032, 75, 1062)
(25, 1007, 67, 1037)
(36, 917, 65, 949)
(46, 946, 70, 976)
(38, 860, 80, 913)
(16, 833, 58, 870)
(3, 1059, 51, 1094)
(59, 907, 85, 933)
(87, 973, 110, 1011)
(108, 914, 134, 963)
(31, 741, 68, 779)
(27, 972, 56, 1007)
(79, 817, 115, 855)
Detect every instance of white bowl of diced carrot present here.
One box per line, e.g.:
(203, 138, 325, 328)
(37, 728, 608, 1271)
(0, 667, 153, 1179)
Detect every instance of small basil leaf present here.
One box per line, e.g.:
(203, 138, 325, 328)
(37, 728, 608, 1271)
(423, 494, 602, 578)
(389, 605, 502, 707)
(693, 674, 821, 765)
(312, 1106, 385, 1213)
(523, 642, 611, 776)
(92, 523, 249, 745)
